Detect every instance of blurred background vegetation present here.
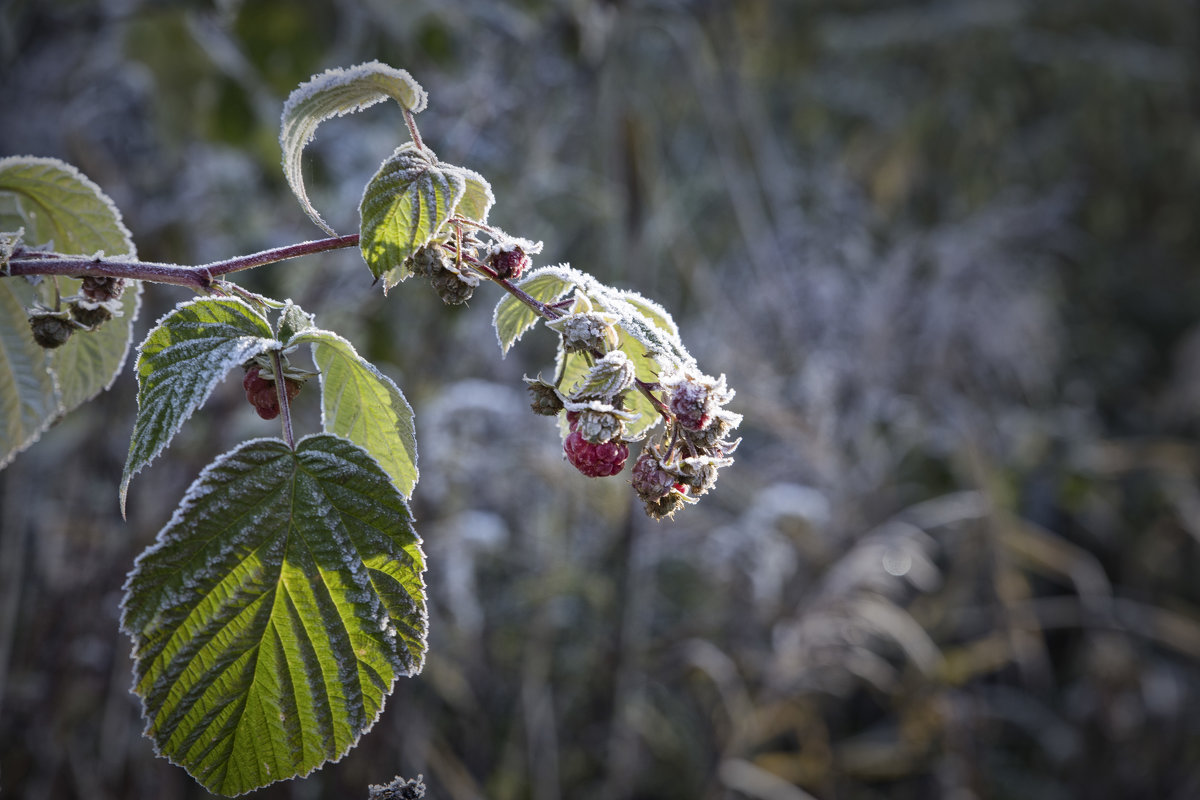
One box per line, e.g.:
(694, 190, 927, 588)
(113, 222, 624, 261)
(2, 0, 1199, 798)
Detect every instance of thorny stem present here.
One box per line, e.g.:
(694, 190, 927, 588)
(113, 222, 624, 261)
(4, 234, 360, 290)
(271, 350, 296, 450)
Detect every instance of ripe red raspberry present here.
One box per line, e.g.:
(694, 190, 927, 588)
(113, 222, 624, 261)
(669, 382, 712, 431)
(631, 452, 674, 502)
(487, 246, 530, 280)
(564, 430, 628, 477)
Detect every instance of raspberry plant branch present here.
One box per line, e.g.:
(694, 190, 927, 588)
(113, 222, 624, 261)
(4, 233, 360, 290)
(0, 59, 742, 797)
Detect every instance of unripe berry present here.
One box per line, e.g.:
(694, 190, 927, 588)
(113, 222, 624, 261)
(669, 381, 712, 431)
(487, 246, 530, 280)
(70, 299, 114, 327)
(631, 452, 674, 502)
(564, 430, 629, 477)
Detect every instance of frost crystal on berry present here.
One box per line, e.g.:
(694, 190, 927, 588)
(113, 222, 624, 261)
(631, 451, 674, 502)
(547, 311, 620, 354)
(524, 376, 564, 416)
(564, 430, 629, 477)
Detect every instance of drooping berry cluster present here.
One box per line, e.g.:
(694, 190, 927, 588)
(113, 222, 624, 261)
(634, 370, 741, 519)
(242, 365, 303, 420)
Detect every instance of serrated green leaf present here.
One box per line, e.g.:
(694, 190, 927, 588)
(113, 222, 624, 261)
(0, 280, 59, 468)
(280, 61, 428, 235)
(289, 329, 418, 499)
(492, 266, 581, 355)
(0, 156, 140, 467)
(0, 155, 136, 257)
(359, 144, 464, 293)
(445, 165, 494, 224)
(121, 434, 426, 797)
(121, 298, 277, 513)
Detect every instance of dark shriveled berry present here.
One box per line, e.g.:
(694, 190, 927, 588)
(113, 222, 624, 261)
(80, 275, 126, 302)
(29, 312, 74, 348)
(431, 266, 475, 305)
(70, 300, 113, 327)
(564, 430, 629, 477)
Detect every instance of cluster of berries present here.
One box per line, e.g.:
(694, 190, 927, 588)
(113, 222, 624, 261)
(406, 239, 534, 307)
(28, 275, 128, 349)
(527, 310, 740, 518)
(242, 364, 304, 420)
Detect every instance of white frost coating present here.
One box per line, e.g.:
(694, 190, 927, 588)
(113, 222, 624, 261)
(120, 298, 277, 515)
(0, 155, 137, 258)
(444, 165, 495, 224)
(491, 264, 582, 355)
(281, 62, 428, 235)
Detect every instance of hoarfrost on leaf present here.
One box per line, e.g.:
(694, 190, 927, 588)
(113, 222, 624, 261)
(120, 434, 426, 797)
(280, 61, 428, 235)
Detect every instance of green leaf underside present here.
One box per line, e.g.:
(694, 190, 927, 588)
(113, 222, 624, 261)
(290, 329, 418, 499)
(0, 155, 136, 257)
(0, 281, 59, 468)
(446, 166, 494, 224)
(492, 267, 578, 355)
(121, 434, 426, 797)
(280, 62, 427, 235)
(0, 156, 140, 467)
(360, 144, 464, 293)
(121, 298, 277, 512)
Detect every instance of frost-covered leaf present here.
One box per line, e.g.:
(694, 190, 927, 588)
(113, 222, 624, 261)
(359, 144, 464, 292)
(121, 298, 277, 513)
(289, 329, 418, 499)
(0, 155, 136, 257)
(121, 434, 426, 797)
(280, 61, 428, 235)
(556, 284, 691, 438)
(445, 166, 494, 224)
(492, 265, 582, 355)
(276, 302, 316, 343)
(0, 156, 139, 467)
(0, 280, 59, 468)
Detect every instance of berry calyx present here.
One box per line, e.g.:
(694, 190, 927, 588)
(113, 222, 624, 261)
(564, 430, 629, 477)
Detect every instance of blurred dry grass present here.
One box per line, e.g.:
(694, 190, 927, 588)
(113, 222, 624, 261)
(2, 1, 1200, 798)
